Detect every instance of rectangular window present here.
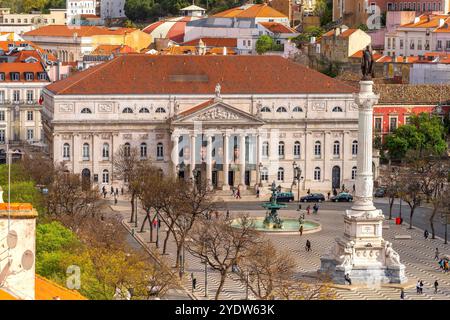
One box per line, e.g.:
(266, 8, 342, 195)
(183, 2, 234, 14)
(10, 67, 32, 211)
(374, 117, 382, 132)
(389, 116, 398, 131)
(0, 91, 4, 103)
(405, 115, 411, 124)
(0, 111, 5, 121)
(417, 39, 422, 50)
(0, 73, 4, 81)
(26, 90, 33, 102)
(38, 72, 47, 80)
(0, 129, 5, 143)
(27, 129, 34, 141)
(400, 39, 404, 49)
(387, 38, 391, 49)
(437, 40, 442, 50)
(25, 73, 34, 81)
(446, 41, 450, 49)
(13, 90, 20, 102)
(392, 38, 396, 49)
(10, 72, 19, 81)
(27, 111, 33, 121)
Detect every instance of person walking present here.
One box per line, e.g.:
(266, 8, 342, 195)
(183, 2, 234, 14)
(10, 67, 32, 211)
(419, 280, 424, 294)
(306, 205, 311, 215)
(435, 248, 440, 260)
(305, 240, 311, 252)
(444, 260, 449, 273)
(121, 187, 124, 195)
(333, 188, 337, 196)
(307, 188, 311, 195)
(434, 280, 439, 294)
(299, 225, 303, 236)
(115, 188, 119, 196)
(110, 186, 114, 195)
(256, 186, 260, 198)
(327, 191, 331, 200)
(114, 195, 118, 205)
(424, 230, 429, 240)
(400, 289, 405, 300)
(102, 186, 106, 194)
(236, 188, 241, 199)
(226, 210, 230, 220)
(231, 186, 236, 197)
(103, 190, 107, 199)
(344, 273, 352, 285)
(416, 280, 421, 294)
(313, 204, 319, 214)
(352, 184, 356, 193)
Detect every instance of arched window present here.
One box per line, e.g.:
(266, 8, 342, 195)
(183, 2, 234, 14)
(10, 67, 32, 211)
(352, 140, 358, 156)
(260, 167, 268, 182)
(156, 142, 164, 160)
(278, 141, 285, 158)
(276, 106, 287, 113)
(139, 107, 150, 113)
(333, 141, 340, 157)
(102, 169, 109, 183)
(277, 167, 284, 181)
(314, 167, 321, 181)
(293, 106, 303, 112)
(63, 143, 70, 159)
(294, 141, 301, 159)
(82, 143, 89, 160)
(81, 108, 92, 114)
(332, 106, 343, 112)
(102, 143, 109, 159)
(262, 142, 269, 158)
(122, 107, 133, 113)
(260, 106, 271, 113)
(314, 141, 321, 158)
(352, 166, 357, 180)
(124, 142, 131, 157)
(155, 107, 166, 113)
(140, 142, 147, 158)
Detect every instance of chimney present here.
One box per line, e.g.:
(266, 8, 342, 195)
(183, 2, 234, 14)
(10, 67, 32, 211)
(0, 201, 38, 300)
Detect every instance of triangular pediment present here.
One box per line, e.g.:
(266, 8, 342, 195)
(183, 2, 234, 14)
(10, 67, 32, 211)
(173, 99, 264, 125)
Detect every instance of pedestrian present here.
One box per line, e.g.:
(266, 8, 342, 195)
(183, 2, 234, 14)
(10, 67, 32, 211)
(424, 230, 429, 240)
(352, 184, 355, 193)
(313, 203, 319, 214)
(236, 188, 241, 199)
(444, 260, 449, 273)
(416, 280, 421, 294)
(305, 240, 311, 252)
(341, 184, 345, 192)
(434, 280, 439, 294)
(226, 210, 230, 220)
(307, 188, 311, 195)
(231, 186, 236, 197)
(327, 191, 330, 200)
(434, 248, 440, 260)
(400, 289, 405, 300)
(114, 196, 118, 205)
(121, 187, 124, 195)
(299, 225, 303, 236)
(256, 187, 260, 198)
(102, 186, 106, 194)
(419, 280, 424, 294)
(333, 188, 337, 196)
(153, 218, 158, 229)
(103, 191, 107, 199)
(115, 188, 119, 196)
(438, 258, 444, 270)
(110, 186, 114, 195)
(306, 205, 311, 215)
(344, 273, 352, 285)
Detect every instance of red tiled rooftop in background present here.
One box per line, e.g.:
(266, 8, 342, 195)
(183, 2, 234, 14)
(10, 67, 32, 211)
(24, 25, 137, 38)
(213, 4, 287, 18)
(0, 62, 48, 82)
(45, 55, 357, 96)
(322, 28, 358, 38)
(259, 22, 297, 34)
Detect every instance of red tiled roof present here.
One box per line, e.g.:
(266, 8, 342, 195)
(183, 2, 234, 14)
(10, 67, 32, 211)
(322, 28, 359, 38)
(182, 37, 238, 47)
(259, 22, 297, 34)
(350, 50, 384, 61)
(24, 25, 137, 38)
(91, 44, 136, 55)
(180, 98, 215, 116)
(206, 47, 237, 55)
(213, 4, 287, 18)
(45, 55, 357, 95)
(400, 14, 449, 28)
(0, 62, 48, 82)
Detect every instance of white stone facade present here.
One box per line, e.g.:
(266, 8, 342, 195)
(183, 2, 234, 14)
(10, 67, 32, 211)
(43, 92, 362, 193)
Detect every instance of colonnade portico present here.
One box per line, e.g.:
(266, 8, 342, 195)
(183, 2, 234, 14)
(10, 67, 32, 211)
(171, 129, 262, 190)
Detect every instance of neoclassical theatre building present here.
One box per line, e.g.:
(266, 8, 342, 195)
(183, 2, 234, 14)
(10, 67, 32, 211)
(42, 55, 365, 192)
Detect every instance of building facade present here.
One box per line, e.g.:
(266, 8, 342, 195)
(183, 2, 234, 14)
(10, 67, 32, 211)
(0, 8, 67, 27)
(67, 0, 126, 24)
(42, 55, 364, 192)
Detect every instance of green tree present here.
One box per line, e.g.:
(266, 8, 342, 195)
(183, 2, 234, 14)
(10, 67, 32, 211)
(3, 181, 42, 209)
(256, 35, 274, 55)
(125, 0, 154, 21)
(292, 26, 324, 43)
(384, 113, 447, 160)
(36, 221, 79, 254)
(23, 0, 47, 12)
(357, 24, 369, 31)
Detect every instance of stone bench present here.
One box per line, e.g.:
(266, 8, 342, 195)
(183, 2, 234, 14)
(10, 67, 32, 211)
(394, 235, 412, 240)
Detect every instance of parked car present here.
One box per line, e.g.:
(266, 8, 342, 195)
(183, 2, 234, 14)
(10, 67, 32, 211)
(374, 188, 385, 197)
(276, 192, 295, 202)
(331, 192, 353, 202)
(300, 193, 325, 202)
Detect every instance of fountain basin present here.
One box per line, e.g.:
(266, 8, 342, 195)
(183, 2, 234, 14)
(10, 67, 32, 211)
(230, 217, 321, 235)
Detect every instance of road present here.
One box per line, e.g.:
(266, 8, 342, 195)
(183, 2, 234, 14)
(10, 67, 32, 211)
(222, 199, 448, 242)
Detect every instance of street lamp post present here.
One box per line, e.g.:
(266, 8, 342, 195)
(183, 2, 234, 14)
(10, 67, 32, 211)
(204, 259, 208, 298)
(292, 161, 303, 205)
(245, 269, 249, 300)
(155, 210, 160, 249)
(134, 196, 138, 228)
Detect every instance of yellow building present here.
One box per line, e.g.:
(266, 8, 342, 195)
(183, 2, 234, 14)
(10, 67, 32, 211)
(22, 25, 152, 62)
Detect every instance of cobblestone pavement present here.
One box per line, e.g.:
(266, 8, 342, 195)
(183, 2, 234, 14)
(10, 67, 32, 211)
(110, 199, 450, 300)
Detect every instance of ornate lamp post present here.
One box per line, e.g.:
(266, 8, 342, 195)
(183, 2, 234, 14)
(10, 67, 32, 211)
(258, 162, 263, 187)
(293, 162, 303, 207)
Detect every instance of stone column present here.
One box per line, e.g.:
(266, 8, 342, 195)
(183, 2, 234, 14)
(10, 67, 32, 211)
(190, 133, 196, 180)
(240, 133, 246, 189)
(171, 133, 179, 177)
(206, 133, 213, 187)
(319, 80, 407, 286)
(256, 133, 261, 186)
(222, 132, 229, 190)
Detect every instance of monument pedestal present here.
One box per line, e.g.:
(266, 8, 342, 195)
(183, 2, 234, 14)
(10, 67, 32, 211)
(319, 80, 407, 285)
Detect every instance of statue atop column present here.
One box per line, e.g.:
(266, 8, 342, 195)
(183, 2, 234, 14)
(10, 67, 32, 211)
(215, 83, 221, 99)
(361, 46, 374, 81)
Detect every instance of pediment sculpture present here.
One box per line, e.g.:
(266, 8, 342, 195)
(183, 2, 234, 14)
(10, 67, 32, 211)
(194, 107, 240, 121)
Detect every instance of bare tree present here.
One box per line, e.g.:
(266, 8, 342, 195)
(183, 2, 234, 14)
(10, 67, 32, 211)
(20, 152, 55, 187)
(187, 215, 260, 300)
(113, 145, 142, 224)
(380, 166, 400, 220)
(237, 240, 296, 300)
(273, 274, 336, 300)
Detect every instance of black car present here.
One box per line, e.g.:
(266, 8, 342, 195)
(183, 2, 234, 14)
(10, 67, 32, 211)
(331, 192, 353, 202)
(275, 192, 295, 202)
(374, 188, 385, 197)
(300, 193, 325, 202)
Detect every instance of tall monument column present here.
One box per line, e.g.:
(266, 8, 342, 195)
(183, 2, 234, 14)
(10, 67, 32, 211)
(320, 49, 407, 285)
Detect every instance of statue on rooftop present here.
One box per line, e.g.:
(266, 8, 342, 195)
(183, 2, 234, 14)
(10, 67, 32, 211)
(361, 46, 374, 81)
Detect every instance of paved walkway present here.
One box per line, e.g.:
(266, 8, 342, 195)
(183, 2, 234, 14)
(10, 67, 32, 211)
(110, 199, 450, 300)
